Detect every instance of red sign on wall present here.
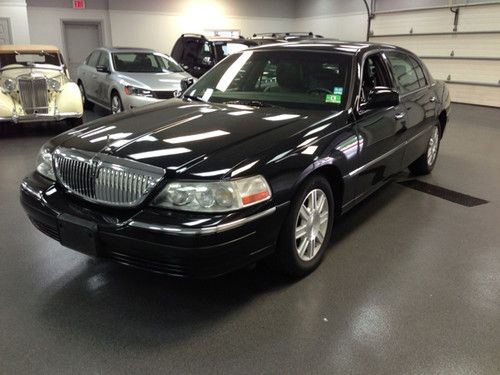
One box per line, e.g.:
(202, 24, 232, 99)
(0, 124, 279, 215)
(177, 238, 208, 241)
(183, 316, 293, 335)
(72, 0, 85, 9)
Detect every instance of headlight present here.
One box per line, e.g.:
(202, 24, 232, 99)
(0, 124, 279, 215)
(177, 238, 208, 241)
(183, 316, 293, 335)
(47, 78, 61, 92)
(36, 145, 55, 181)
(124, 85, 153, 97)
(1, 78, 16, 93)
(153, 175, 271, 212)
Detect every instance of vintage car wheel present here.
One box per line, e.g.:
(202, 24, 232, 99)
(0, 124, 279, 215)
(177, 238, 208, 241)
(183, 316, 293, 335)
(270, 175, 334, 277)
(78, 82, 94, 110)
(409, 124, 441, 175)
(111, 93, 123, 114)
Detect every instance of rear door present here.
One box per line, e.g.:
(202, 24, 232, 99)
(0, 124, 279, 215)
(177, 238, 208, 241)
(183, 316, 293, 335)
(352, 52, 407, 196)
(94, 51, 112, 106)
(81, 50, 101, 101)
(385, 51, 436, 166)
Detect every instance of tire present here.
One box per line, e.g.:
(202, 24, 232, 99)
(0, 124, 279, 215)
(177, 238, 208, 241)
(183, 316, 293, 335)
(409, 124, 440, 175)
(110, 92, 123, 114)
(78, 82, 94, 110)
(270, 175, 334, 277)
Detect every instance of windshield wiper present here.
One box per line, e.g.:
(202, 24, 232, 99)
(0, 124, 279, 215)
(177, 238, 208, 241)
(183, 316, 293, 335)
(224, 100, 281, 108)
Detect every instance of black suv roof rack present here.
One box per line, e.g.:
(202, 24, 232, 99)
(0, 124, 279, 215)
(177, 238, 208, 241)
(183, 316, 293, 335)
(180, 33, 207, 39)
(251, 32, 323, 39)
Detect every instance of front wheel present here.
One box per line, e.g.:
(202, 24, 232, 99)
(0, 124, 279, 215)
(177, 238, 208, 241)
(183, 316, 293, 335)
(270, 175, 334, 277)
(110, 93, 123, 114)
(409, 124, 440, 175)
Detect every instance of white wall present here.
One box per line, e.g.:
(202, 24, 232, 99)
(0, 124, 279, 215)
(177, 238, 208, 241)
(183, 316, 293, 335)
(293, 0, 368, 41)
(0, 0, 30, 44)
(108, 0, 296, 54)
(27, 5, 112, 59)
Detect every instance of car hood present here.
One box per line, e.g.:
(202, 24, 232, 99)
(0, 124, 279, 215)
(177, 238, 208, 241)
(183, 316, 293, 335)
(114, 71, 192, 91)
(56, 99, 331, 177)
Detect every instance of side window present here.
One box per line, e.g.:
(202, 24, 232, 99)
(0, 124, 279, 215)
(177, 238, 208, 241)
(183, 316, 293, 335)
(386, 52, 427, 94)
(87, 51, 100, 67)
(97, 52, 110, 69)
(360, 53, 390, 103)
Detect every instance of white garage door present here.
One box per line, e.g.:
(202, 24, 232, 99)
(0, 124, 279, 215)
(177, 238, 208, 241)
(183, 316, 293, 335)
(369, 3, 500, 107)
(0, 18, 12, 44)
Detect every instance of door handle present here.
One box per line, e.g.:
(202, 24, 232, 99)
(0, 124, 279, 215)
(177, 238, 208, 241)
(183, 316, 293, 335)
(429, 96, 437, 103)
(394, 112, 406, 120)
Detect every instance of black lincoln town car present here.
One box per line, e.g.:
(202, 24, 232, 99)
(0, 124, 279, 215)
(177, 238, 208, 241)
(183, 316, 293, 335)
(21, 40, 450, 278)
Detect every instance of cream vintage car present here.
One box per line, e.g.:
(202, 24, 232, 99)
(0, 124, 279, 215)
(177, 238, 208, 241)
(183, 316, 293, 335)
(0, 45, 83, 126)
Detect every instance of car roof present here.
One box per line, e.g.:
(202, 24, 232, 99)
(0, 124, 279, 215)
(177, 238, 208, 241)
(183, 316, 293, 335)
(249, 39, 401, 55)
(99, 47, 158, 53)
(0, 44, 60, 54)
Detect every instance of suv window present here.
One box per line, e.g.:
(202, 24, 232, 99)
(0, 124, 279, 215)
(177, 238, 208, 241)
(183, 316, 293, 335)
(386, 52, 427, 94)
(87, 51, 101, 67)
(360, 53, 390, 103)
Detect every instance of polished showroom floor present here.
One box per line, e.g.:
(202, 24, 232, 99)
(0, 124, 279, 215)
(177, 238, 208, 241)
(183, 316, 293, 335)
(1, 104, 499, 374)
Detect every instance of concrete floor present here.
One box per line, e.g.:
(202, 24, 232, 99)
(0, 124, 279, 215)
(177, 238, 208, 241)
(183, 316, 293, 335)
(0, 104, 499, 374)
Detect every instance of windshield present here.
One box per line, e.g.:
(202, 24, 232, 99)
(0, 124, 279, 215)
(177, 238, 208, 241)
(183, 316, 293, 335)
(184, 50, 351, 110)
(0, 52, 61, 69)
(112, 52, 184, 73)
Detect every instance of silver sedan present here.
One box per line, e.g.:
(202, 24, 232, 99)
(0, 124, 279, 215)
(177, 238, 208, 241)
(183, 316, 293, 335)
(76, 47, 193, 114)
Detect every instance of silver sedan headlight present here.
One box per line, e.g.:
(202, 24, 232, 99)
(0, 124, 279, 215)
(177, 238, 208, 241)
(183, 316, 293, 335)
(1, 78, 16, 93)
(36, 145, 55, 181)
(153, 175, 271, 212)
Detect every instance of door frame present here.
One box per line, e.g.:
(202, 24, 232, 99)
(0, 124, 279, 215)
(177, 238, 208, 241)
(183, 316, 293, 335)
(61, 20, 104, 75)
(0, 17, 13, 44)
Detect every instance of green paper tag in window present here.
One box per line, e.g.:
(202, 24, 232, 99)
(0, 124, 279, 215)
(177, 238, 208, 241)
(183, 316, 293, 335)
(325, 94, 342, 104)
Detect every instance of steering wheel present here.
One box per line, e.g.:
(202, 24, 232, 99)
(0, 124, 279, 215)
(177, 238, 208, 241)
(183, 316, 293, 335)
(307, 88, 332, 95)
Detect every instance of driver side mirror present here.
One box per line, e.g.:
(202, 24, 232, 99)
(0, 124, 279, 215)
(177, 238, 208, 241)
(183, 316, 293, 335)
(96, 65, 110, 73)
(363, 87, 399, 109)
(180, 77, 195, 92)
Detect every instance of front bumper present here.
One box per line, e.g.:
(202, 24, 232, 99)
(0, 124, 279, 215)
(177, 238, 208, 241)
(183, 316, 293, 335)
(20, 172, 289, 278)
(122, 95, 163, 110)
(0, 112, 82, 123)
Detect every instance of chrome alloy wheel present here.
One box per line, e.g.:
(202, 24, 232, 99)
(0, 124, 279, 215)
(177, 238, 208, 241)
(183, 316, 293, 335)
(295, 188, 329, 261)
(427, 126, 439, 166)
(111, 95, 122, 114)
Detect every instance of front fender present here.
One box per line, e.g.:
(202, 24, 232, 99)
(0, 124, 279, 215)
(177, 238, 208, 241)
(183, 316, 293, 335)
(0, 91, 15, 118)
(55, 82, 83, 114)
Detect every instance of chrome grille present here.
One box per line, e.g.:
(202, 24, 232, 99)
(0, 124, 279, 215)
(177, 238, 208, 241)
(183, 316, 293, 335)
(18, 77, 49, 114)
(53, 148, 165, 207)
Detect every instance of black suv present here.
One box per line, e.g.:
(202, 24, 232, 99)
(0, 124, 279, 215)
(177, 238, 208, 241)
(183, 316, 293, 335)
(250, 32, 325, 45)
(171, 34, 257, 78)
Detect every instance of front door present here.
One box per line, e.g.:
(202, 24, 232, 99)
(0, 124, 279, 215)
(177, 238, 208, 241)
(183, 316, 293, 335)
(64, 22, 101, 80)
(351, 52, 406, 196)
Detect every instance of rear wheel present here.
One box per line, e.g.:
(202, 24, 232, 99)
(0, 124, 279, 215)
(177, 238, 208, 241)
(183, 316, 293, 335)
(78, 82, 94, 110)
(409, 124, 440, 175)
(270, 175, 334, 277)
(110, 92, 123, 114)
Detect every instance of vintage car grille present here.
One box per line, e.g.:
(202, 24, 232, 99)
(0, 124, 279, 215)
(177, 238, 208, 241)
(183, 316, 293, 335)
(53, 148, 165, 207)
(18, 77, 49, 114)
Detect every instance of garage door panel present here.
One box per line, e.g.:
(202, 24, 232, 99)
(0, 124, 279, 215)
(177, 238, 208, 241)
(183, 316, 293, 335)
(371, 34, 500, 58)
(459, 4, 500, 32)
(371, 9, 454, 35)
(447, 84, 500, 107)
(423, 59, 500, 84)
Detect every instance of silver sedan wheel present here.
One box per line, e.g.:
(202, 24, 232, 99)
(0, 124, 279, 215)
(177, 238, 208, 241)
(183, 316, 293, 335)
(427, 126, 439, 166)
(295, 188, 329, 262)
(111, 95, 122, 114)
